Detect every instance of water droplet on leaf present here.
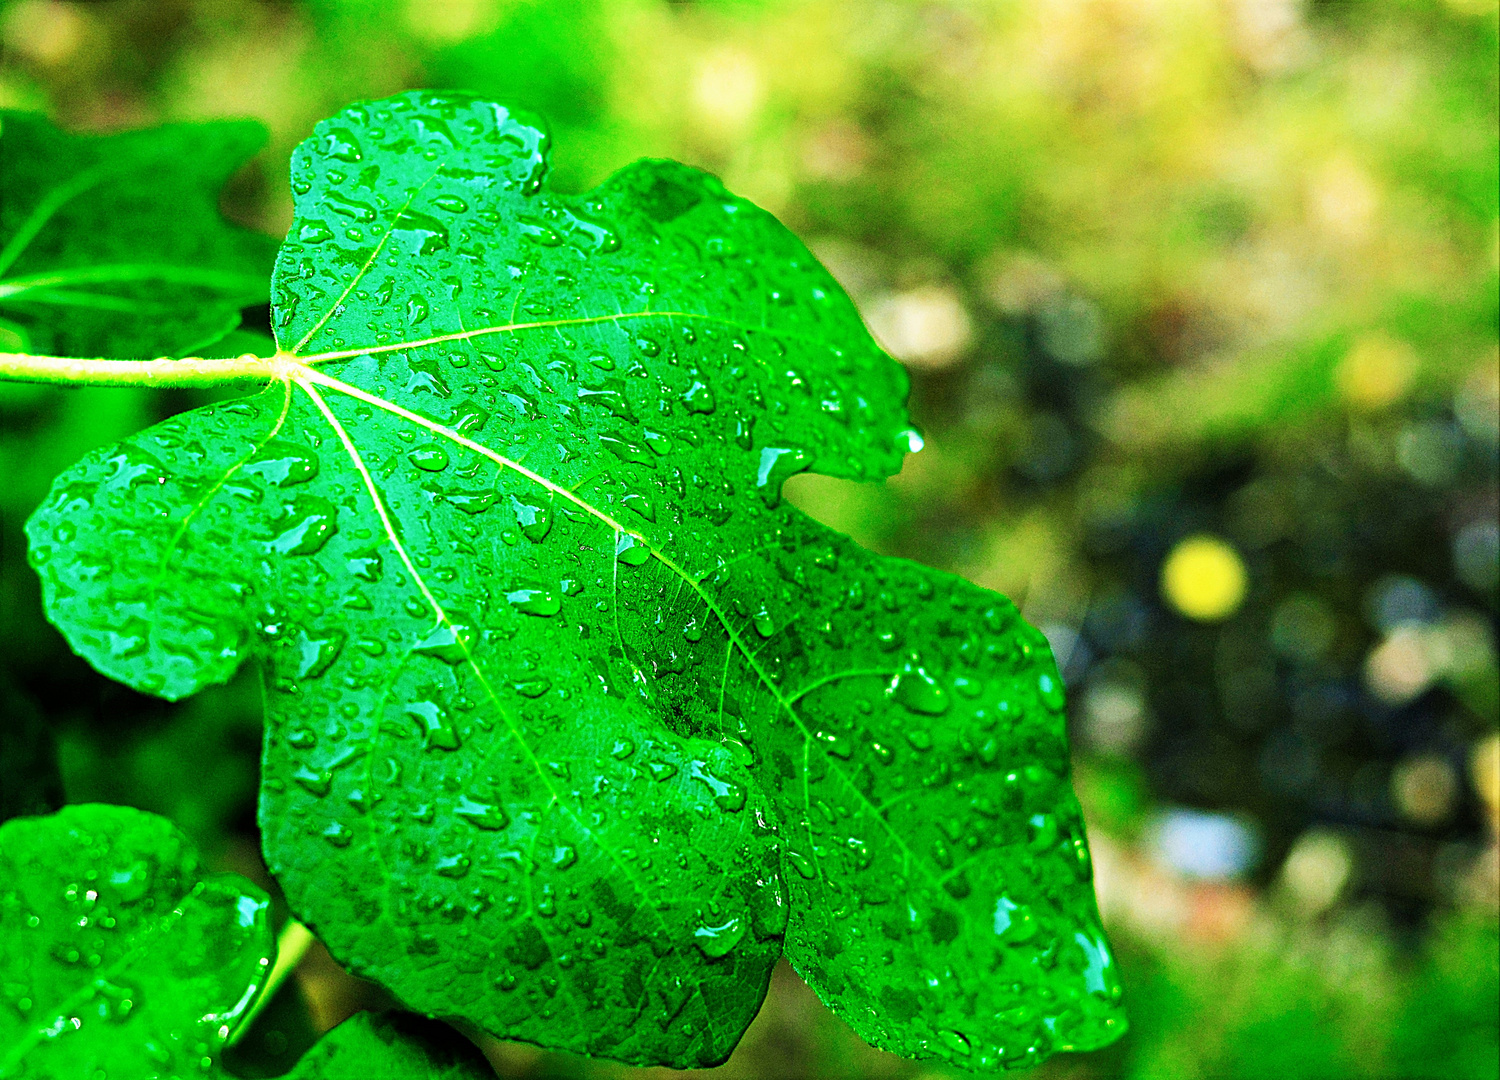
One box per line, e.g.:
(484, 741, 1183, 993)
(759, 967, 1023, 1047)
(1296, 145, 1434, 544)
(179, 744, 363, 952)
(406, 699, 461, 750)
(392, 208, 450, 255)
(514, 678, 551, 698)
(682, 379, 715, 414)
(455, 795, 509, 830)
(409, 445, 449, 471)
(298, 220, 334, 244)
(511, 495, 551, 541)
(246, 441, 320, 487)
(266, 495, 338, 556)
(890, 661, 950, 716)
(616, 533, 650, 566)
(693, 916, 745, 959)
(414, 619, 476, 664)
(786, 851, 817, 879)
(756, 446, 812, 507)
(507, 585, 561, 617)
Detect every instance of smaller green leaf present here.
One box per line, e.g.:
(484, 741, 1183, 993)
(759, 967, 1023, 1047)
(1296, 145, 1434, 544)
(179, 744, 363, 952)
(0, 804, 273, 1079)
(0, 112, 278, 359)
(284, 1012, 492, 1079)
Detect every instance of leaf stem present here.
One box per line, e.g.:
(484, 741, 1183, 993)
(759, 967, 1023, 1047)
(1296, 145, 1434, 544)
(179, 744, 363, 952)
(0, 350, 288, 387)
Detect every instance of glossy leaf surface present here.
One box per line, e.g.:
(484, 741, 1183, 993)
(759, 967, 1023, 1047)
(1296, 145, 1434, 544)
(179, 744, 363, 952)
(0, 804, 272, 1079)
(285, 1012, 491, 1078)
(27, 92, 1124, 1070)
(0, 112, 277, 358)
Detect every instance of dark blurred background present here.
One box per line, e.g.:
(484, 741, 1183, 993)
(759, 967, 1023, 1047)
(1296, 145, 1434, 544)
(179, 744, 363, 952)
(0, 2, 1496, 1078)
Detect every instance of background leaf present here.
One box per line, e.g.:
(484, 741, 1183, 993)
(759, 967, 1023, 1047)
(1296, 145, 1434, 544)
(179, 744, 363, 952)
(26, 91, 1122, 1071)
(0, 803, 272, 1079)
(283, 1011, 491, 1079)
(0, 112, 277, 359)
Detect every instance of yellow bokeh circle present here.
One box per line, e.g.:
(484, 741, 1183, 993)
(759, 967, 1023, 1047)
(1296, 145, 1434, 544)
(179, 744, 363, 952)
(1161, 535, 1248, 621)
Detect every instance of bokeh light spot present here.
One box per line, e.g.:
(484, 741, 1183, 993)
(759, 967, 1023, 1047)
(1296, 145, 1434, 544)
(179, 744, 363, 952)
(1336, 333, 1417, 410)
(1280, 829, 1353, 915)
(1161, 535, 1248, 622)
(1392, 754, 1458, 826)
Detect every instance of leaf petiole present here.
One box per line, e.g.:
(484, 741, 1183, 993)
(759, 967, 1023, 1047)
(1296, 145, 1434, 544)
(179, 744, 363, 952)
(0, 350, 294, 387)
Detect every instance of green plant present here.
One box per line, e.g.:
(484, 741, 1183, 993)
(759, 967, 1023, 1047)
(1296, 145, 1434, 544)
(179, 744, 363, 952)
(0, 804, 487, 1078)
(0, 91, 1125, 1075)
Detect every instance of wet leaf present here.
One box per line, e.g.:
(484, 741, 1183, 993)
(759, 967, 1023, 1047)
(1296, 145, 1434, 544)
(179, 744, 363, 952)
(0, 112, 277, 358)
(27, 92, 1124, 1070)
(0, 804, 272, 1079)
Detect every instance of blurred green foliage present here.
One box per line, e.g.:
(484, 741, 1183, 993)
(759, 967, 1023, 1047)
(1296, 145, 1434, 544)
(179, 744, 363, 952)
(0, 0, 1495, 1077)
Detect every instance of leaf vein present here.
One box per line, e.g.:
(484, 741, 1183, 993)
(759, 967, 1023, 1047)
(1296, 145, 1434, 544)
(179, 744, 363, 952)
(296, 375, 716, 1025)
(298, 367, 937, 889)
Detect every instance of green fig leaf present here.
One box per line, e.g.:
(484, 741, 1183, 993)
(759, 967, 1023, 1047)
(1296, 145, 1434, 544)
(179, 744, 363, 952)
(26, 91, 1124, 1070)
(285, 1011, 491, 1079)
(0, 112, 277, 359)
(0, 804, 273, 1079)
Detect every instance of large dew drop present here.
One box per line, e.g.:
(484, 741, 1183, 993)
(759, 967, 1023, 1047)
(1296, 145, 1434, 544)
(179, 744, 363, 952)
(406, 699, 461, 751)
(245, 441, 320, 487)
(615, 533, 650, 566)
(409, 444, 449, 472)
(688, 760, 746, 812)
(507, 585, 561, 617)
(265, 495, 338, 556)
(756, 446, 813, 508)
(693, 916, 746, 960)
(392, 208, 450, 255)
(510, 495, 552, 541)
(413, 618, 477, 664)
(889, 660, 950, 716)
